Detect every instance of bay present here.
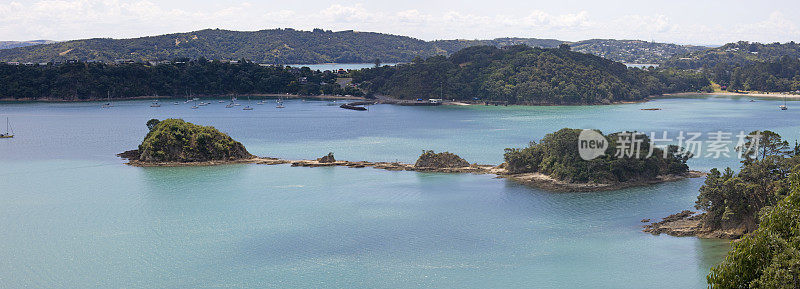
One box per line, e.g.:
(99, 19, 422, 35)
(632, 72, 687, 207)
(2, 94, 796, 288)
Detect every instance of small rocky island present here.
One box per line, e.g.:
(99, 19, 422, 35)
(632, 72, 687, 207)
(119, 119, 254, 166)
(502, 128, 702, 192)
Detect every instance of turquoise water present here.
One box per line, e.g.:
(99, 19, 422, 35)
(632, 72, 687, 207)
(1, 95, 797, 288)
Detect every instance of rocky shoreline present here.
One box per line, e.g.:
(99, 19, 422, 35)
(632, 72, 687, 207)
(642, 210, 746, 239)
(510, 171, 705, 192)
(119, 153, 705, 192)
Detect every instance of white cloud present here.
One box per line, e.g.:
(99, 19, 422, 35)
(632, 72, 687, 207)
(0, 1, 798, 45)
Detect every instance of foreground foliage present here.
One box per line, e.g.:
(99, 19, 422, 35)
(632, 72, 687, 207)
(352, 45, 710, 104)
(503, 128, 690, 183)
(695, 131, 800, 235)
(138, 119, 252, 162)
(707, 169, 800, 288)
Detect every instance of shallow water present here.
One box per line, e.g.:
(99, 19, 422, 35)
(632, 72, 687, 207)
(2, 95, 796, 288)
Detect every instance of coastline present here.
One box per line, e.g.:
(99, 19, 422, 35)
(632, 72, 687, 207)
(120, 154, 704, 192)
(0, 93, 365, 103)
(642, 211, 746, 239)
(660, 91, 800, 99)
(507, 170, 706, 192)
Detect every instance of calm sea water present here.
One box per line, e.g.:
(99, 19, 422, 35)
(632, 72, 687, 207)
(1, 95, 797, 288)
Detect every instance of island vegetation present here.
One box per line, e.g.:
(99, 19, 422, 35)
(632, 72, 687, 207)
(0, 59, 362, 100)
(503, 128, 692, 184)
(352, 45, 710, 104)
(121, 119, 253, 165)
(414, 150, 471, 168)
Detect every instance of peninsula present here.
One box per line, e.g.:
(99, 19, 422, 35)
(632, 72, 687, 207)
(643, 130, 800, 239)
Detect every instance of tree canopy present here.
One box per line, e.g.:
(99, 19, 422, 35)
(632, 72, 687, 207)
(352, 45, 710, 104)
(503, 128, 691, 183)
(707, 168, 800, 288)
(695, 131, 800, 236)
(137, 119, 252, 163)
(0, 59, 363, 100)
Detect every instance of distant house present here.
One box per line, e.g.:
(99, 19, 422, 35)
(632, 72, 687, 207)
(337, 68, 346, 74)
(6, 62, 20, 66)
(114, 59, 135, 64)
(148, 60, 171, 66)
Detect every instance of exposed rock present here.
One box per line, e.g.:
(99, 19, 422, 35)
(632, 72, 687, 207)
(117, 149, 140, 160)
(317, 152, 336, 163)
(642, 210, 747, 239)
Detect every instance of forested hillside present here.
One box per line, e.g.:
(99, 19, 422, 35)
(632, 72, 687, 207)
(0, 59, 362, 100)
(0, 40, 55, 50)
(0, 29, 439, 64)
(0, 28, 707, 64)
(662, 41, 800, 69)
(351, 45, 710, 104)
(570, 39, 706, 64)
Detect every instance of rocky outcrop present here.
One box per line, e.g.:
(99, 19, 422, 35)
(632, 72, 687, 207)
(642, 210, 747, 239)
(506, 171, 706, 192)
(317, 152, 336, 163)
(414, 150, 470, 168)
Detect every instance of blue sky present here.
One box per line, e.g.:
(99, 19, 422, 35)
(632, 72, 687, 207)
(0, 0, 798, 45)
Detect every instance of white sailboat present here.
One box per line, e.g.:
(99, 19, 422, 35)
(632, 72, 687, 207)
(276, 99, 285, 109)
(243, 96, 254, 110)
(780, 95, 788, 110)
(101, 91, 113, 108)
(0, 117, 13, 138)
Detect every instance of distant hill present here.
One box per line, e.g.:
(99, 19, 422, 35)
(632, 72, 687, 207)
(0, 29, 440, 64)
(0, 40, 56, 50)
(570, 39, 707, 64)
(0, 29, 708, 65)
(432, 37, 565, 54)
(662, 41, 800, 69)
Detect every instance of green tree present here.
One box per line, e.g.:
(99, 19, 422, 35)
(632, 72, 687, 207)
(146, 119, 160, 131)
(707, 167, 800, 288)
